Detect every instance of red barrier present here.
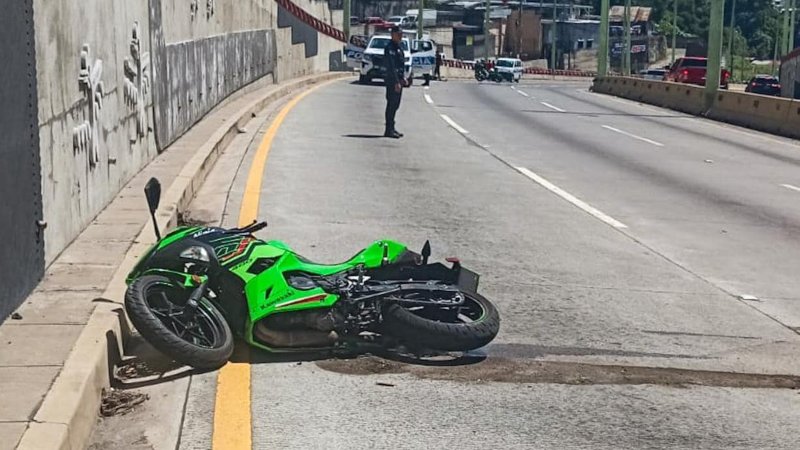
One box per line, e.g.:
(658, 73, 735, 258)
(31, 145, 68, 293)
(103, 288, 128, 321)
(276, 0, 347, 43)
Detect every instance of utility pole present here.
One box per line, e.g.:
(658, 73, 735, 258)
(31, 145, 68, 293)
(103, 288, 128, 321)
(551, 0, 558, 70)
(418, 0, 425, 39)
(791, 0, 797, 53)
(343, 0, 351, 40)
(598, 0, 609, 76)
(517, 0, 524, 58)
(773, 15, 781, 74)
(671, 0, 678, 64)
(623, 0, 631, 75)
(726, 0, 736, 79)
(705, 0, 724, 109)
(484, 0, 492, 58)
(783, 4, 791, 56)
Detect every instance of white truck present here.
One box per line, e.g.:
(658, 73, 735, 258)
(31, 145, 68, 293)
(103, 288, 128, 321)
(358, 35, 413, 84)
(406, 9, 437, 27)
(354, 34, 436, 85)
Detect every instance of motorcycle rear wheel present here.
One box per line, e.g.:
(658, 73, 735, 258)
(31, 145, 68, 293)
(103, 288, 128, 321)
(380, 291, 500, 351)
(125, 275, 234, 369)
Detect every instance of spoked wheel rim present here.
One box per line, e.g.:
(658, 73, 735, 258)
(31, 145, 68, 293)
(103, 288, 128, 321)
(397, 292, 487, 325)
(144, 282, 227, 349)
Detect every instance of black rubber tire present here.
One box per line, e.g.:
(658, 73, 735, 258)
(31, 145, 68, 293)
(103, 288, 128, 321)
(380, 291, 500, 351)
(125, 275, 234, 369)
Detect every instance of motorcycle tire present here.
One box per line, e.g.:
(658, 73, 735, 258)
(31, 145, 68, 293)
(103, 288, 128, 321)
(125, 275, 234, 369)
(380, 290, 500, 351)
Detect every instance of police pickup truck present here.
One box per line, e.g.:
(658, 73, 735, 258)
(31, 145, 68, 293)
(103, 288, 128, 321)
(347, 33, 436, 85)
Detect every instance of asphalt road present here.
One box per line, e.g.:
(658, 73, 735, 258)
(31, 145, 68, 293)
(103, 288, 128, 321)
(90, 78, 800, 449)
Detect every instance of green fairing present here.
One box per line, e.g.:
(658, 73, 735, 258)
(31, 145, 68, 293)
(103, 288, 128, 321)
(238, 239, 407, 350)
(240, 240, 405, 317)
(125, 226, 202, 284)
(127, 226, 409, 350)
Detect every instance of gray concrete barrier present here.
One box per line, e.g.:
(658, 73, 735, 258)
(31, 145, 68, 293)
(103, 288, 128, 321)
(592, 76, 800, 140)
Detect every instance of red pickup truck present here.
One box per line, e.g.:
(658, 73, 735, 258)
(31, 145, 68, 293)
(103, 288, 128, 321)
(663, 57, 730, 89)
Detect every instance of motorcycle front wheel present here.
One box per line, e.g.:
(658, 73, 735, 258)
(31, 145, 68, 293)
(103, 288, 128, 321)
(380, 290, 500, 351)
(125, 275, 234, 369)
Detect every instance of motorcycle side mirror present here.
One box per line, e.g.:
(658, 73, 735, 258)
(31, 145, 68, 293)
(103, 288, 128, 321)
(144, 177, 162, 240)
(144, 177, 161, 215)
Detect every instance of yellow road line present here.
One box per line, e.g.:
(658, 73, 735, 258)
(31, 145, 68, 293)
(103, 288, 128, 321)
(238, 86, 323, 227)
(212, 81, 331, 450)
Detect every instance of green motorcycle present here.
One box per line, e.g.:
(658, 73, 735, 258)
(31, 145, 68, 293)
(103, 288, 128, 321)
(125, 178, 500, 369)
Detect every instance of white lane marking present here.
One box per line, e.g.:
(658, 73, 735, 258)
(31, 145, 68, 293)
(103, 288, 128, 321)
(424, 86, 430, 90)
(440, 114, 469, 134)
(601, 125, 664, 147)
(541, 102, 565, 112)
(781, 184, 800, 193)
(424, 93, 434, 104)
(516, 90, 530, 98)
(515, 167, 628, 229)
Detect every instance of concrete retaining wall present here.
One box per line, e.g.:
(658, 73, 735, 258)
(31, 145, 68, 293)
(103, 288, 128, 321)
(591, 76, 800, 140)
(32, 0, 344, 266)
(34, 0, 159, 264)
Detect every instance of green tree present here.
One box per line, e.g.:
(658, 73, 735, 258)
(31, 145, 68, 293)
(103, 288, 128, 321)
(585, 0, 783, 58)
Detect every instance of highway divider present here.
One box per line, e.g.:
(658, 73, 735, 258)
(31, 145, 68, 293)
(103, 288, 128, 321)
(592, 76, 800, 140)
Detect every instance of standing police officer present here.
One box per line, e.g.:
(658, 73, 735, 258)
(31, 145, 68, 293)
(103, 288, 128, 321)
(384, 26, 406, 139)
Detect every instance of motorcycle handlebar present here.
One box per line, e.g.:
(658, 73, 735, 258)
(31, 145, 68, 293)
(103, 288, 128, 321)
(232, 220, 268, 233)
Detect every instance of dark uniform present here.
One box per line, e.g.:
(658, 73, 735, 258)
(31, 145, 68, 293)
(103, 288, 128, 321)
(383, 33, 405, 138)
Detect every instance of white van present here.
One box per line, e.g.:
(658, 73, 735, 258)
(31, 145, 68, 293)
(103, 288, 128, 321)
(495, 58, 523, 83)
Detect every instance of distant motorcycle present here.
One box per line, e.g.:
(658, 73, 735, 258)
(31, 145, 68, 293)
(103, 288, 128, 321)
(474, 60, 503, 83)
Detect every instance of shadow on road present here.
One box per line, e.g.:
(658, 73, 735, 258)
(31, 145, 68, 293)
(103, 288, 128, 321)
(343, 134, 385, 139)
(239, 343, 486, 367)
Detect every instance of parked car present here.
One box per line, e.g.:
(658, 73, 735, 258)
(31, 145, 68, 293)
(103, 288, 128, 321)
(663, 57, 730, 89)
(386, 15, 415, 29)
(639, 68, 667, 80)
(363, 17, 390, 29)
(494, 58, 523, 82)
(744, 75, 781, 96)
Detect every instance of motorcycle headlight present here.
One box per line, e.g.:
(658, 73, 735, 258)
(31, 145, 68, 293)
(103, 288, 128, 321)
(180, 246, 210, 263)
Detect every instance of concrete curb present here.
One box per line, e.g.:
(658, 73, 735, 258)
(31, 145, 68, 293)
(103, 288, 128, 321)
(15, 71, 349, 450)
